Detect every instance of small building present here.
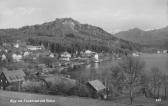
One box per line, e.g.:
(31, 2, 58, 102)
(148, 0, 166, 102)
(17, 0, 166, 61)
(23, 51, 30, 57)
(163, 50, 168, 54)
(132, 52, 140, 57)
(49, 53, 54, 58)
(93, 53, 99, 62)
(0, 69, 25, 90)
(85, 50, 93, 54)
(87, 80, 107, 99)
(157, 51, 161, 54)
(14, 43, 19, 48)
(60, 52, 71, 61)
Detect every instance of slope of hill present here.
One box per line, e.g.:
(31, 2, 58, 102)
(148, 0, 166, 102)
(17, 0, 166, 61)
(114, 26, 168, 49)
(0, 18, 141, 53)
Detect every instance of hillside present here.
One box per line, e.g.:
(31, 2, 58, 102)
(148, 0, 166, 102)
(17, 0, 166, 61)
(0, 18, 140, 53)
(114, 26, 168, 49)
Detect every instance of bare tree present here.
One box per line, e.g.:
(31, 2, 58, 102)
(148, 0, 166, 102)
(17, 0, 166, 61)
(150, 67, 162, 98)
(119, 56, 145, 104)
(161, 74, 168, 99)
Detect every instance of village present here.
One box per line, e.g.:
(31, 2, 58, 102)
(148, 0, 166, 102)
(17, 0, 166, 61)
(0, 40, 122, 100)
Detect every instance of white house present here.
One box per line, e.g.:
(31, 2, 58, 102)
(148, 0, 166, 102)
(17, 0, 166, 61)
(12, 53, 22, 62)
(1, 54, 6, 61)
(85, 50, 92, 54)
(14, 43, 19, 48)
(49, 53, 54, 58)
(157, 51, 161, 54)
(23, 51, 30, 57)
(60, 52, 71, 61)
(94, 53, 99, 62)
(132, 52, 139, 57)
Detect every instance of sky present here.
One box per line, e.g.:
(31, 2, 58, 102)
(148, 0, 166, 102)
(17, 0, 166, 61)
(0, 0, 168, 33)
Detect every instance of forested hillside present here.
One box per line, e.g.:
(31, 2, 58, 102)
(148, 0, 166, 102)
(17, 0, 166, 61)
(0, 18, 141, 53)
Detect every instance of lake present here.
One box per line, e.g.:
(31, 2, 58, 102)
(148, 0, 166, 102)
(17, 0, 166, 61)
(139, 53, 168, 75)
(68, 53, 168, 82)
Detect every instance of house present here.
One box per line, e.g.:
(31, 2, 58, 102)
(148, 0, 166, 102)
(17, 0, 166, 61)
(13, 40, 27, 48)
(84, 50, 94, 57)
(27, 45, 42, 51)
(1, 54, 6, 61)
(60, 52, 71, 61)
(87, 80, 107, 99)
(49, 53, 54, 58)
(23, 51, 30, 57)
(157, 51, 161, 54)
(12, 53, 22, 62)
(132, 52, 140, 57)
(0, 69, 25, 90)
(163, 50, 168, 54)
(93, 53, 99, 62)
(14, 43, 19, 48)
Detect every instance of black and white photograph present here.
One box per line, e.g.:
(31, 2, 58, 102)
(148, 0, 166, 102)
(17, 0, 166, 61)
(0, 0, 168, 106)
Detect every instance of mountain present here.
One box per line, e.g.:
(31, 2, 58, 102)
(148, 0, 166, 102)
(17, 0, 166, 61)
(115, 26, 168, 49)
(0, 18, 140, 53)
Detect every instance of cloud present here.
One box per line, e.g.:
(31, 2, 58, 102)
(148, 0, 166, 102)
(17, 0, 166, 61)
(0, 0, 167, 32)
(2, 7, 39, 16)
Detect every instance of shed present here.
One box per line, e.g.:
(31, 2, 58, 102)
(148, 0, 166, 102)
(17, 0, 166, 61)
(88, 80, 106, 92)
(87, 80, 107, 99)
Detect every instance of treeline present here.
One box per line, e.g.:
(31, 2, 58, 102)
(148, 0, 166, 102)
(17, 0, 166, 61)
(27, 37, 129, 54)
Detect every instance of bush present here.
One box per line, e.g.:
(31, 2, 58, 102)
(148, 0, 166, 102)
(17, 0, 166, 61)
(6, 84, 19, 91)
(22, 80, 47, 94)
(68, 83, 92, 97)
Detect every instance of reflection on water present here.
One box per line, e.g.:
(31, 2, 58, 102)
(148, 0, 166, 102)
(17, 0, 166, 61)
(68, 53, 168, 82)
(68, 61, 115, 82)
(94, 63, 99, 69)
(86, 64, 91, 69)
(139, 53, 168, 75)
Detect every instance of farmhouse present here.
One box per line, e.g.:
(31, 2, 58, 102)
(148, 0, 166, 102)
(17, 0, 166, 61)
(0, 69, 25, 90)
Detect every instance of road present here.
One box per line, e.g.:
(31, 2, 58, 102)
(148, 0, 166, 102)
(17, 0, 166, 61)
(0, 90, 127, 106)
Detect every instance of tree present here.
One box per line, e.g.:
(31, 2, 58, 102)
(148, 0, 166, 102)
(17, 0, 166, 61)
(110, 66, 124, 97)
(119, 56, 145, 104)
(161, 74, 168, 99)
(150, 67, 162, 98)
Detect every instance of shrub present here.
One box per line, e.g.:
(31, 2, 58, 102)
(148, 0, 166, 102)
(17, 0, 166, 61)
(22, 80, 47, 94)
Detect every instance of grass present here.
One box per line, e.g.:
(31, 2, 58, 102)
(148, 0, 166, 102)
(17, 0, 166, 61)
(113, 96, 168, 106)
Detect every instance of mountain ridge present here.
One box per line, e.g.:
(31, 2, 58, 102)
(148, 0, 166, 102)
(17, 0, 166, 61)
(114, 26, 168, 49)
(0, 18, 141, 53)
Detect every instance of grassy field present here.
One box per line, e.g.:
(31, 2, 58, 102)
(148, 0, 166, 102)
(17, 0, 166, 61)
(0, 90, 129, 106)
(113, 96, 168, 106)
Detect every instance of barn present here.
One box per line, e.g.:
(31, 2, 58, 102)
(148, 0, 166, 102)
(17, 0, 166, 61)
(0, 69, 25, 90)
